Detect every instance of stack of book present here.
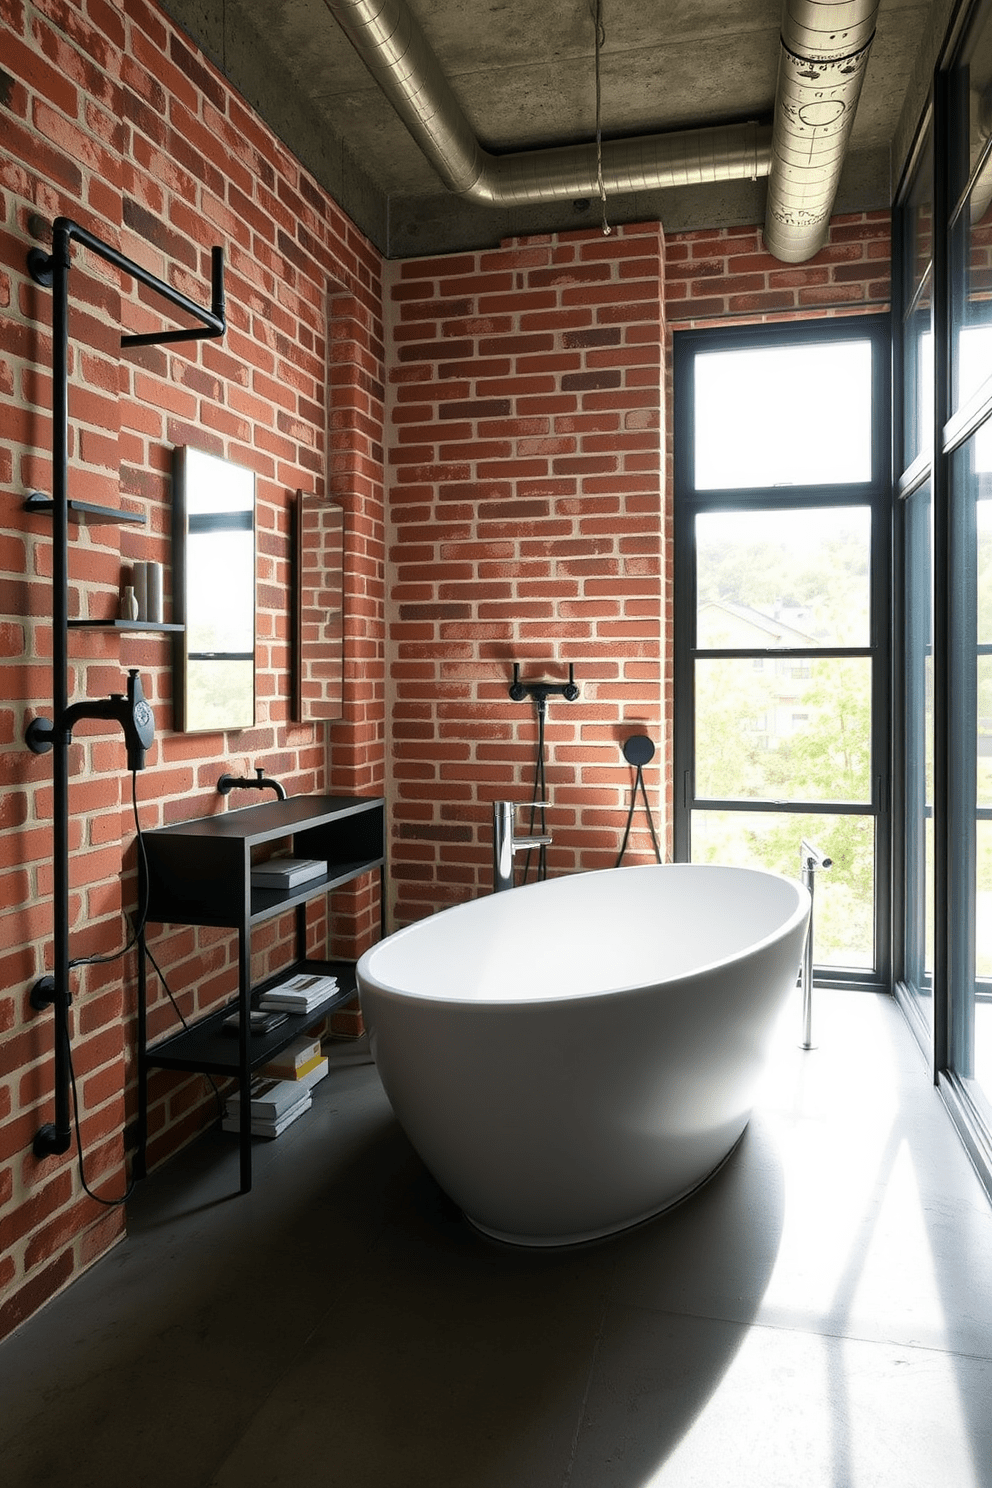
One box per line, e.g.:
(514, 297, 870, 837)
(260, 1034, 324, 1081)
(222, 1050, 328, 1139)
(258, 970, 338, 1014)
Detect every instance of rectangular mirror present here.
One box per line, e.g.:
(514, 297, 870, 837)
(173, 446, 255, 733)
(294, 490, 344, 722)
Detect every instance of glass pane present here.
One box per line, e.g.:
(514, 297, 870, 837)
(981, 494, 992, 646)
(951, 2, 992, 413)
(186, 658, 254, 731)
(981, 656, 992, 807)
(695, 657, 872, 803)
(975, 822, 992, 1105)
(696, 507, 870, 648)
(904, 482, 934, 1010)
(691, 809, 875, 969)
(901, 128, 933, 311)
(904, 301, 933, 471)
(186, 529, 254, 651)
(950, 431, 987, 1097)
(978, 820, 992, 981)
(955, 319, 992, 413)
(899, 121, 933, 469)
(694, 340, 873, 489)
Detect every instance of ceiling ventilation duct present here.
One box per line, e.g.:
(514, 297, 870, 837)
(322, 0, 770, 204)
(763, 0, 881, 262)
(323, 0, 878, 263)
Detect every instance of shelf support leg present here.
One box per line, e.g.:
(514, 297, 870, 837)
(238, 923, 253, 1193)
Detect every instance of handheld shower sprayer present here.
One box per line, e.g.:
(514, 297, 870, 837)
(26, 668, 155, 771)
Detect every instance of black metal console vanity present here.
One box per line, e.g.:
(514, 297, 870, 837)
(135, 794, 385, 1193)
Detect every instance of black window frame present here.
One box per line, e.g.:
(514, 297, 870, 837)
(673, 315, 893, 991)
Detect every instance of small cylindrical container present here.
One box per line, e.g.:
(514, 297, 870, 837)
(120, 585, 139, 621)
(146, 561, 164, 623)
(132, 561, 148, 620)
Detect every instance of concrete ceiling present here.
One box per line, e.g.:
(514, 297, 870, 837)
(159, 0, 942, 258)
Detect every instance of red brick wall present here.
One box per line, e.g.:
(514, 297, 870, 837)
(384, 225, 667, 922)
(382, 213, 891, 922)
(1, 0, 385, 1341)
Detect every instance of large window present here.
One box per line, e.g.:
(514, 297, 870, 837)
(894, 0, 992, 1179)
(674, 321, 891, 980)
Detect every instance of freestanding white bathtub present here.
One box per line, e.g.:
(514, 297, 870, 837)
(356, 863, 810, 1246)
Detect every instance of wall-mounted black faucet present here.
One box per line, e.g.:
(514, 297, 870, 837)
(508, 661, 580, 709)
(505, 663, 580, 885)
(27, 669, 155, 773)
(217, 766, 287, 801)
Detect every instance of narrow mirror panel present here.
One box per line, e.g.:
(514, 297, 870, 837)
(173, 446, 256, 733)
(294, 491, 344, 723)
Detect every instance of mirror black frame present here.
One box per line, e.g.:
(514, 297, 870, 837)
(172, 446, 256, 733)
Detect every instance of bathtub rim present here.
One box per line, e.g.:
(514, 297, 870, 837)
(358, 861, 811, 1007)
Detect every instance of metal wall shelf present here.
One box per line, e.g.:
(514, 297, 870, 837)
(68, 619, 184, 633)
(24, 492, 147, 524)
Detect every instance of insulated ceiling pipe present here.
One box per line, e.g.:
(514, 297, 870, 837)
(763, 0, 881, 262)
(323, 0, 877, 261)
(321, 0, 771, 205)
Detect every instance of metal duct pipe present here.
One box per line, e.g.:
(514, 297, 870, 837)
(322, 0, 770, 207)
(763, 0, 881, 263)
(324, 0, 875, 261)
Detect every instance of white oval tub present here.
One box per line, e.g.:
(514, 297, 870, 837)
(356, 863, 810, 1246)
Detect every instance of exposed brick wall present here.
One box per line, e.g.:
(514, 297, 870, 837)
(382, 213, 892, 925)
(664, 215, 891, 326)
(1, 0, 384, 1341)
(384, 225, 667, 923)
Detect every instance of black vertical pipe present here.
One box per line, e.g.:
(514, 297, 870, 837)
(34, 223, 74, 1156)
(238, 922, 252, 1193)
(28, 217, 226, 1165)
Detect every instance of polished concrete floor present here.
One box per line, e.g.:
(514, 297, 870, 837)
(4, 990, 992, 1487)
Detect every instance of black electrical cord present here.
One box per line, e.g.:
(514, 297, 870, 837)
(60, 768, 221, 1206)
(60, 768, 149, 1206)
(63, 1012, 134, 1207)
(68, 768, 149, 970)
(139, 936, 226, 1120)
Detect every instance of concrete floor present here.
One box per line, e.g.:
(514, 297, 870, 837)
(3, 989, 992, 1487)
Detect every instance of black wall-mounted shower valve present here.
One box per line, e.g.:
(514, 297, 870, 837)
(508, 662, 580, 705)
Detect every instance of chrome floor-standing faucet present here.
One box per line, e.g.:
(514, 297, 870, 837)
(492, 801, 553, 892)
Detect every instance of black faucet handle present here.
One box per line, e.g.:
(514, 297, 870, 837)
(127, 668, 155, 757)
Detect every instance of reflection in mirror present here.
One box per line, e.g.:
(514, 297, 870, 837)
(173, 446, 255, 733)
(294, 490, 344, 722)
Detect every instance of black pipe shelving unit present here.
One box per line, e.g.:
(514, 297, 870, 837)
(25, 217, 226, 1162)
(137, 793, 386, 1194)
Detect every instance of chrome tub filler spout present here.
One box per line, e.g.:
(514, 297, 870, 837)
(492, 800, 552, 892)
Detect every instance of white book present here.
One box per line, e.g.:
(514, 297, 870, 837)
(259, 992, 335, 1014)
(250, 857, 327, 889)
(259, 974, 337, 1012)
(262, 971, 338, 999)
(225, 1059, 328, 1118)
(222, 1091, 312, 1138)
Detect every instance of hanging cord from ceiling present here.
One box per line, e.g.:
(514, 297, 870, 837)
(592, 0, 611, 235)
